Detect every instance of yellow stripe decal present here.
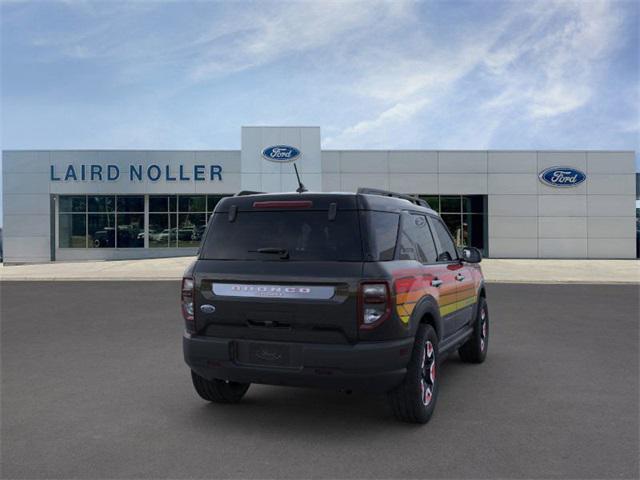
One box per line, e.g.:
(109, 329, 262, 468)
(440, 296, 477, 317)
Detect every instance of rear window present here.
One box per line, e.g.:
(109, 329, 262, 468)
(201, 211, 363, 261)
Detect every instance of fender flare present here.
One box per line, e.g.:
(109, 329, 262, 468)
(408, 295, 444, 341)
(475, 280, 487, 316)
(478, 280, 487, 300)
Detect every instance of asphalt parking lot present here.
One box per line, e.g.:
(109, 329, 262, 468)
(1, 282, 638, 479)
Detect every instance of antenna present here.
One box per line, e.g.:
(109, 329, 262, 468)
(293, 163, 308, 193)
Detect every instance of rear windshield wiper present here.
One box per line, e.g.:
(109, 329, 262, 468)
(249, 247, 290, 259)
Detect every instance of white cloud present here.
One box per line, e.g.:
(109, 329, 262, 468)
(332, 97, 430, 141)
(326, 0, 628, 147)
(21, 0, 414, 81)
(3, 0, 636, 153)
(189, 1, 412, 80)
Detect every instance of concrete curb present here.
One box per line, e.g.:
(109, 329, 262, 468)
(1, 258, 638, 284)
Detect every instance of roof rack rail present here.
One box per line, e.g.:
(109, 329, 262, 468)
(234, 190, 264, 196)
(357, 188, 430, 208)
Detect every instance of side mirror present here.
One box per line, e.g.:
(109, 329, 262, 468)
(461, 246, 482, 263)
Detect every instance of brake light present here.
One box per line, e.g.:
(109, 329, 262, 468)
(252, 200, 313, 209)
(358, 282, 391, 330)
(181, 277, 195, 332)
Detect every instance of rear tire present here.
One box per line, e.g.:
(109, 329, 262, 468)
(191, 371, 250, 403)
(387, 324, 439, 424)
(459, 297, 489, 363)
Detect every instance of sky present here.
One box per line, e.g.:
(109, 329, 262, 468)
(1, 0, 639, 223)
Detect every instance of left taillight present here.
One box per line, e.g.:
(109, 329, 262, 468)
(358, 282, 391, 330)
(181, 277, 195, 332)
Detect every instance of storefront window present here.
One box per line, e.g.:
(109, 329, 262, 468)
(117, 196, 144, 212)
(417, 195, 487, 256)
(88, 213, 116, 248)
(178, 213, 206, 247)
(441, 214, 463, 245)
(421, 196, 439, 211)
(58, 194, 230, 250)
(440, 196, 461, 213)
(117, 213, 145, 248)
(59, 213, 86, 247)
(59, 196, 86, 213)
(149, 196, 168, 213)
(88, 196, 115, 213)
(59, 195, 131, 248)
(462, 195, 484, 214)
(149, 196, 175, 248)
(149, 217, 169, 248)
(178, 195, 206, 213)
(177, 196, 206, 247)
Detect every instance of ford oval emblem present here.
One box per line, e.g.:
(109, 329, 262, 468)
(200, 304, 216, 314)
(261, 145, 301, 163)
(538, 166, 586, 188)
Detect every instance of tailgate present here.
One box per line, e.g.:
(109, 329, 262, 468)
(193, 260, 363, 344)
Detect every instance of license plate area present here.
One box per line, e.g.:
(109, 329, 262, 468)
(235, 341, 298, 368)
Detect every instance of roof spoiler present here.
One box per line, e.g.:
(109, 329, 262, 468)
(234, 190, 265, 196)
(357, 188, 430, 208)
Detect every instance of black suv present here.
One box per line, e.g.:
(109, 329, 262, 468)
(182, 189, 488, 423)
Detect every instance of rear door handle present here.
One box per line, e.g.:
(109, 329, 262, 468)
(431, 279, 443, 287)
(455, 273, 465, 282)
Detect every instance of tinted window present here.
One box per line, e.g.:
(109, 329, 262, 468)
(149, 213, 170, 248)
(430, 218, 458, 262)
(117, 196, 144, 212)
(88, 196, 115, 212)
(398, 214, 436, 263)
(116, 213, 144, 248)
(362, 211, 399, 261)
(462, 195, 485, 213)
(59, 196, 86, 213)
(421, 196, 439, 211)
(178, 213, 207, 247)
(88, 214, 115, 248)
(179, 195, 206, 212)
(442, 214, 462, 245)
(59, 214, 86, 247)
(201, 211, 362, 261)
(416, 216, 438, 263)
(149, 196, 169, 212)
(440, 196, 461, 213)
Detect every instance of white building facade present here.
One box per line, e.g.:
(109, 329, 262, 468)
(2, 126, 637, 263)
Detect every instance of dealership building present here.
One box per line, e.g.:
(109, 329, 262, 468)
(1, 126, 637, 263)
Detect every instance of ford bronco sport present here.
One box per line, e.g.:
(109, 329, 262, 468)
(182, 188, 488, 423)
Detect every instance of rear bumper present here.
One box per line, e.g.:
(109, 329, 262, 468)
(183, 334, 413, 393)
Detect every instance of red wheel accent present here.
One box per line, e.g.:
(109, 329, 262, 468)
(421, 340, 436, 406)
(480, 309, 488, 352)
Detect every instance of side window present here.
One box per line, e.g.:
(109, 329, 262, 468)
(417, 216, 438, 263)
(362, 211, 399, 261)
(429, 217, 458, 262)
(397, 214, 437, 263)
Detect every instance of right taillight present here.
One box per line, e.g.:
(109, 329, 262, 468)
(181, 277, 195, 332)
(358, 282, 391, 330)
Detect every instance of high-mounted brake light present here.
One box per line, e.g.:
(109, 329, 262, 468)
(181, 277, 195, 332)
(358, 282, 391, 330)
(252, 200, 313, 209)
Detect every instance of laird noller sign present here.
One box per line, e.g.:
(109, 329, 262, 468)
(50, 163, 223, 182)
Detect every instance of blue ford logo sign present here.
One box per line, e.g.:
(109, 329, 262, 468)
(538, 166, 586, 188)
(261, 145, 301, 163)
